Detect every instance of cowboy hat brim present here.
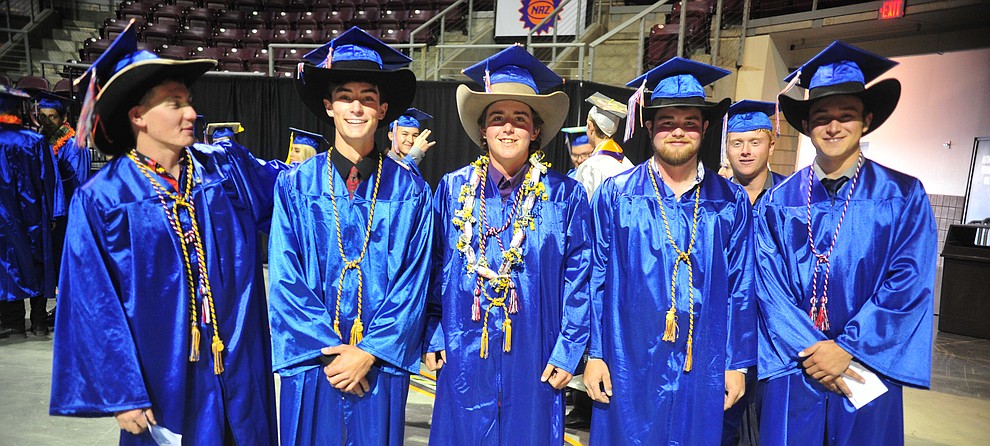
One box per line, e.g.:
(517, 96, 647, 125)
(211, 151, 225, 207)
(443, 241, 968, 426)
(296, 64, 417, 128)
(642, 96, 732, 125)
(93, 58, 216, 155)
(779, 78, 900, 136)
(455, 83, 569, 150)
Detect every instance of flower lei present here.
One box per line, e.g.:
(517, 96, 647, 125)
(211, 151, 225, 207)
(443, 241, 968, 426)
(0, 114, 23, 125)
(51, 124, 75, 156)
(452, 151, 549, 358)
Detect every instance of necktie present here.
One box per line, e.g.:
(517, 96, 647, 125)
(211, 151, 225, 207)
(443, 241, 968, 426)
(820, 176, 848, 197)
(346, 166, 359, 198)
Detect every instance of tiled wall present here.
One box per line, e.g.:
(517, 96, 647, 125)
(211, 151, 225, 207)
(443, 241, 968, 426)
(930, 194, 966, 260)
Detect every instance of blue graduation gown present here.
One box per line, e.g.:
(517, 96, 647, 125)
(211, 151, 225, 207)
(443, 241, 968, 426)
(588, 162, 757, 446)
(425, 165, 592, 446)
(268, 152, 433, 446)
(54, 136, 92, 208)
(1, 124, 57, 302)
(50, 142, 284, 446)
(755, 159, 936, 446)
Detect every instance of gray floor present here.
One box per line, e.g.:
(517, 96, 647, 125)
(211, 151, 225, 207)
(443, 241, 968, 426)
(2, 302, 988, 445)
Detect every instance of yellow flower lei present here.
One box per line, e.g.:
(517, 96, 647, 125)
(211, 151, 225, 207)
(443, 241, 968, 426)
(452, 151, 550, 358)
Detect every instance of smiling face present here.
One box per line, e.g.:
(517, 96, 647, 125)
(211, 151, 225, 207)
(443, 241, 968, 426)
(726, 129, 774, 182)
(644, 106, 708, 167)
(129, 80, 198, 152)
(803, 94, 872, 167)
(480, 100, 541, 172)
(388, 125, 420, 156)
(323, 81, 388, 145)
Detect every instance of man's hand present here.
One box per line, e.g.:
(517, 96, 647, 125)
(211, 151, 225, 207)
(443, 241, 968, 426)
(724, 370, 746, 410)
(799, 340, 863, 391)
(540, 364, 573, 390)
(322, 345, 376, 397)
(422, 350, 446, 372)
(412, 129, 437, 154)
(582, 358, 613, 404)
(115, 408, 155, 435)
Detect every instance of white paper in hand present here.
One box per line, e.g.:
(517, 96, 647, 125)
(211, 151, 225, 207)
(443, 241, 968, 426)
(146, 413, 182, 445)
(843, 361, 888, 410)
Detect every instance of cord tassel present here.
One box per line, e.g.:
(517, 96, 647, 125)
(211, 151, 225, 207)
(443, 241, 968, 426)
(349, 317, 364, 345)
(333, 318, 342, 339)
(480, 325, 489, 359)
(814, 306, 830, 332)
(471, 288, 481, 321)
(189, 323, 201, 362)
(211, 337, 225, 375)
(662, 308, 678, 342)
(684, 336, 693, 372)
(502, 317, 512, 352)
(507, 288, 519, 314)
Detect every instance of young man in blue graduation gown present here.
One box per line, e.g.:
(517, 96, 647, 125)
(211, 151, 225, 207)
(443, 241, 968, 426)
(583, 57, 757, 445)
(49, 22, 284, 445)
(562, 126, 593, 179)
(720, 99, 786, 445)
(423, 45, 592, 445)
(757, 41, 936, 446)
(267, 27, 433, 446)
(386, 107, 436, 174)
(0, 85, 58, 339)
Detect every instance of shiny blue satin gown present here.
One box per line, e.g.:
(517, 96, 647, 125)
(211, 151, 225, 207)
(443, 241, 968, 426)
(588, 162, 757, 446)
(756, 159, 936, 446)
(425, 165, 592, 446)
(50, 142, 284, 445)
(1, 124, 58, 302)
(268, 151, 433, 446)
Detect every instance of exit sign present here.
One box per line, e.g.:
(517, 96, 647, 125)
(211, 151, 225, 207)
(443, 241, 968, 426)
(879, 0, 905, 19)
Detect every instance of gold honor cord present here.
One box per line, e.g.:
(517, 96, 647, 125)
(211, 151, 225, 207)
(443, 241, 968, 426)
(128, 150, 225, 375)
(327, 149, 383, 345)
(648, 165, 701, 372)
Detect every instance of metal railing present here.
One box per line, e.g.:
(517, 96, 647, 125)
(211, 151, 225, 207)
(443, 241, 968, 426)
(429, 42, 589, 82)
(588, 0, 672, 82)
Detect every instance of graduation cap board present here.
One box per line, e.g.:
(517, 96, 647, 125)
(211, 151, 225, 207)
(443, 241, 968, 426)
(585, 92, 627, 138)
(0, 84, 31, 111)
(73, 19, 215, 154)
(456, 45, 569, 149)
(778, 40, 900, 136)
(286, 127, 325, 163)
(389, 108, 432, 131)
(205, 122, 244, 144)
(296, 26, 416, 128)
(561, 126, 590, 150)
(726, 100, 776, 134)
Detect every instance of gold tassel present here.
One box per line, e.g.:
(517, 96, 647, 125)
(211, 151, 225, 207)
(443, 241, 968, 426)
(189, 323, 201, 362)
(684, 336, 693, 372)
(662, 307, 678, 342)
(349, 317, 364, 345)
(480, 326, 489, 359)
(502, 318, 512, 352)
(211, 337, 225, 375)
(333, 318, 341, 339)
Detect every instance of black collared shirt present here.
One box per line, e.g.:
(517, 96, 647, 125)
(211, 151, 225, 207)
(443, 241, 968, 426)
(329, 146, 383, 186)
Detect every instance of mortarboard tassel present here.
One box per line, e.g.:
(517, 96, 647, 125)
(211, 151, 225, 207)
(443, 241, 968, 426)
(349, 317, 364, 345)
(775, 70, 802, 137)
(502, 317, 512, 352)
(324, 46, 333, 69)
(684, 336, 693, 372)
(480, 325, 489, 359)
(74, 73, 98, 149)
(719, 113, 729, 170)
(471, 287, 481, 321)
(296, 61, 305, 81)
(188, 323, 201, 362)
(662, 307, 678, 342)
(211, 336, 225, 375)
(624, 79, 646, 142)
(483, 60, 493, 93)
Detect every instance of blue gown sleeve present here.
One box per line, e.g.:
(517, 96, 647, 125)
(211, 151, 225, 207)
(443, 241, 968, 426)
(834, 183, 936, 388)
(357, 187, 434, 373)
(424, 177, 450, 354)
(755, 199, 828, 380)
(547, 182, 593, 373)
(203, 141, 288, 233)
(725, 187, 757, 369)
(267, 175, 340, 375)
(587, 178, 614, 359)
(50, 194, 151, 416)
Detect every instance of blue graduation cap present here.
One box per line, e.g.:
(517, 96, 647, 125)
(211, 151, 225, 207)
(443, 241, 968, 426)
(296, 26, 416, 128)
(73, 19, 215, 154)
(289, 127, 324, 149)
(34, 91, 71, 113)
(390, 108, 432, 131)
(561, 126, 590, 149)
(205, 122, 244, 143)
(778, 40, 901, 136)
(726, 100, 776, 134)
(0, 84, 31, 111)
(626, 57, 730, 108)
(455, 45, 570, 149)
